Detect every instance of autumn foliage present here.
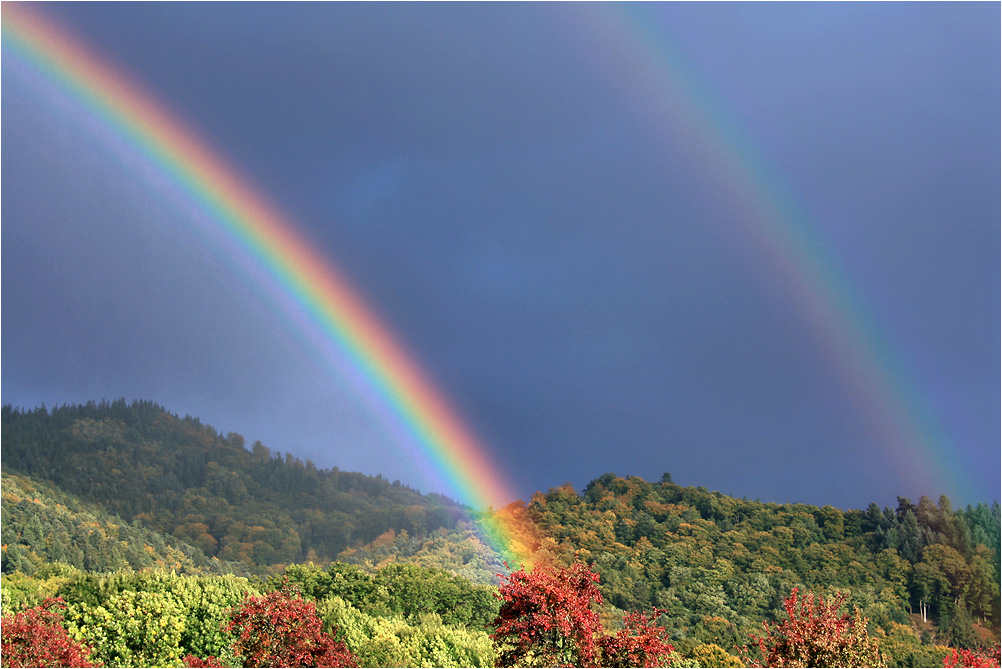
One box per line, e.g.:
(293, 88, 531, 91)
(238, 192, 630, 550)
(491, 560, 674, 668)
(183, 655, 227, 668)
(943, 646, 1002, 668)
(598, 608, 675, 668)
(183, 585, 357, 668)
(492, 560, 605, 666)
(0, 598, 99, 668)
(744, 588, 884, 668)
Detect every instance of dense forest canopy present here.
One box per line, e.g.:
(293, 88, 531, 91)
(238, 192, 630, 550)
(519, 474, 999, 656)
(1, 401, 482, 573)
(1, 400, 998, 667)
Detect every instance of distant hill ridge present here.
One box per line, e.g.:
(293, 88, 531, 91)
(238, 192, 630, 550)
(1, 400, 471, 572)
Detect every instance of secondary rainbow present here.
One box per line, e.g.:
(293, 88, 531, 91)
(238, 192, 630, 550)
(2, 4, 531, 563)
(568, 4, 961, 498)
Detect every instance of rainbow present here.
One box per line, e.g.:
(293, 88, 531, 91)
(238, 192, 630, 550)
(2, 4, 532, 565)
(3, 2, 963, 549)
(566, 4, 961, 499)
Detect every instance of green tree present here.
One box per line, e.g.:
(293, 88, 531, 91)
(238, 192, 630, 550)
(66, 588, 188, 667)
(318, 596, 496, 668)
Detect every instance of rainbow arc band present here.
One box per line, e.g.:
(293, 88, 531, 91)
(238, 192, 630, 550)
(2, 4, 531, 567)
(565, 3, 957, 500)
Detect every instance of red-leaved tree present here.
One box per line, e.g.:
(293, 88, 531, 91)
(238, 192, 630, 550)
(744, 588, 884, 668)
(492, 561, 676, 668)
(943, 646, 1002, 668)
(492, 561, 605, 667)
(228, 587, 357, 668)
(598, 608, 675, 668)
(0, 598, 99, 668)
(185, 585, 357, 668)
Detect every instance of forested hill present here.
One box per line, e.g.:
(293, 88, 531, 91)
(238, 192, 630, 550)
(1, 400, 471, 571)
(2, 471, 250, 576)
(2, 401, 999, 664)
(515, 474, 1000, 659)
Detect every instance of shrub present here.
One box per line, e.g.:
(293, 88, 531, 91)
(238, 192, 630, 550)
(318, 595, 496, 667)
(491, 561, 676, 668)
(67, 588, 188, 667)
(183, 655, 226, 668)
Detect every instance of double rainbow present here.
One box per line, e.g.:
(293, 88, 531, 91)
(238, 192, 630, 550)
(4, 2, 960, 550)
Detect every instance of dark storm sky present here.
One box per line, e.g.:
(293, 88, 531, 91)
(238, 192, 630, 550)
(2, 2, 998, 510)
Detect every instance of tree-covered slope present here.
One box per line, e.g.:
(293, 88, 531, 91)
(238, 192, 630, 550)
(1, 472, 247, 577)
(333, 521, 508, 586)
(1, 401, 471, 572)
(521, 473, 1000, 659)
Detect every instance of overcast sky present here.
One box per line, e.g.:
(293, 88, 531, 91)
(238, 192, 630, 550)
(3, 3, 998, 510)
